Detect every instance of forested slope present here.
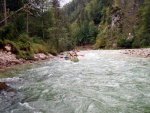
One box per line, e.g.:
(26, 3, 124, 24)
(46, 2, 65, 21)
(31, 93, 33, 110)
(0, 0, 74, 59)
(63, 0, 150, 49)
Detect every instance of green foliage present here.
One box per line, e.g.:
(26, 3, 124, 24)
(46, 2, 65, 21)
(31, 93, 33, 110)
(88, 22, 98, 43)
(94, 37, 106, 49)
(13, 34, 34, 59)
(3, 39, 20, 54)
(43, 9, 55, 28)
(16, 51, 34, 60)
(91, 0, 103, 24)
(28, 8, 55, 40)
(48, 48, 57, 56)
(118, 38, 133, 48)
(117, 38, 126, 47)
(0, 0, 75, 60)
(0, 0, 149, 60)
(14, 13, 26, 33)
(140, 33, 150, 47)
(32, 43, 48, 54)
(47, 45, 57, 56)
(0, 23, 16, 40)
(64, 0, 115, 48)
(31, 36, 43, 44)
(72, 20, 98, 46)
(0, 39, 3, 48)
(132, 37, 140, 48)
(17, 34, 32, 52)
(137, 0, 150, 47)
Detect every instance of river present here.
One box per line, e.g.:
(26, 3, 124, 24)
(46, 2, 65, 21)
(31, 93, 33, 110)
(0, 50, 150, 113)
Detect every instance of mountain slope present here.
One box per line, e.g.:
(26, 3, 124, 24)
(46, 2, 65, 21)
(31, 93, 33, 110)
(63, 0, 150, 48)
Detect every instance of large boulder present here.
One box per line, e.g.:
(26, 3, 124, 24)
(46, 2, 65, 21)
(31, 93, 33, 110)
(34, 53, 46, 60)
(4, 44, 11, 52)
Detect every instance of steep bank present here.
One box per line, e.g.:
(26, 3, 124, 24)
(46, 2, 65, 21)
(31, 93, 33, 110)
(63, 0, 150, 49)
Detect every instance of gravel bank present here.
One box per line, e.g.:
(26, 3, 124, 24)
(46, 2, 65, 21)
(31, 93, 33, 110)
(120, 48, 150, 58)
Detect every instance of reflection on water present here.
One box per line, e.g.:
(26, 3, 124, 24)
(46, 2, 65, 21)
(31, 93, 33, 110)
(0, 50, 150, 113)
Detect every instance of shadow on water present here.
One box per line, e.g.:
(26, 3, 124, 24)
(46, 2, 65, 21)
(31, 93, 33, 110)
(0, 50, 150, 113)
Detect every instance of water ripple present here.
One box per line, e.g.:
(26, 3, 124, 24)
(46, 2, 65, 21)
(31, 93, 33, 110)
(0, 50, 150, 113)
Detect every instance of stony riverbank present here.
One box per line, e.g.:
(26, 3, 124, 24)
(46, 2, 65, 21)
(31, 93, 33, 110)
(1, 48, 150, 69)
(120, 48, 150, 58)
(76, 45, 93, 50)
(0, 50, 54, 69)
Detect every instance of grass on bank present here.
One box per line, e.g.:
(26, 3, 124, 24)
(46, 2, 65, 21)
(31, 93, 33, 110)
(0, 34, 57, 60)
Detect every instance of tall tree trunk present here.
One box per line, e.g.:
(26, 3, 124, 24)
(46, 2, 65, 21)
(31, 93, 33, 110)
(4, 0, 7, 24)
(52, 0, 60, 51)
(26, 12, 29, 34)
(41, 0, 44, 40)
(3, 0, 7, 25)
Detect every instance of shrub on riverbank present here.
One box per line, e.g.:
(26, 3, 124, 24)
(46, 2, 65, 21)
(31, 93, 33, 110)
(0, 34, 57, 60)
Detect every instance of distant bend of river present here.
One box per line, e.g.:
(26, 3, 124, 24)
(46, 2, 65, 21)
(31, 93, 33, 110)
(0, 50, 150, 113)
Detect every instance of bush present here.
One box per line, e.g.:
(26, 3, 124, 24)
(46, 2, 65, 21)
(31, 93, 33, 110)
(94, 37, 106, 49)
(32, 43, 48, 55)
(4, 40, 20, 54)
(0, 23, 17, 40)
(16, 51, 34, 60)
(140, 33, 150, 47)
(117, 38, 133, 48)
(31, 36, 43, 44)
(48, 48, 57, 56)
(140, 39, 149, 47)
(0, 39, 4, 49)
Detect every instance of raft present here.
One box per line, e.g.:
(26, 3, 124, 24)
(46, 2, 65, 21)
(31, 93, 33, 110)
(64, 56, 70, 60)
(71, 56, 79, 62)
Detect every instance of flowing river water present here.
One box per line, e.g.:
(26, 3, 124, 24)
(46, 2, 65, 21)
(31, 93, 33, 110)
(0, 50, 150, 113)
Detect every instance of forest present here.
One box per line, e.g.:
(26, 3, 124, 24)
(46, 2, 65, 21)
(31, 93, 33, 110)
(0, 0, 150, 59)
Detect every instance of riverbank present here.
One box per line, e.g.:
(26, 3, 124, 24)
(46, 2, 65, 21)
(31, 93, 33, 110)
(76, 44, 93, 50)
(77, 45, 150, 58)
(0, 50, 54, 69)
(120, 48, 150, 58)
(1, 47, 150, 69)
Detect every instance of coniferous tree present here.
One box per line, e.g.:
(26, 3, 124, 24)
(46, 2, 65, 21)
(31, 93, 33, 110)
(138, 0, 150, 47)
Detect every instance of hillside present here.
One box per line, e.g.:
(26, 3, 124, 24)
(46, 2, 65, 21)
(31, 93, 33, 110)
(63, 0, 150, 49)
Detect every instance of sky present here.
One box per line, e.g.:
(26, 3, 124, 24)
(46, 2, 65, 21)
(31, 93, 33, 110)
(60, 0, 72, 7)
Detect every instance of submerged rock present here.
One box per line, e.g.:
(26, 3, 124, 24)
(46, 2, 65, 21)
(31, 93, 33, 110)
(0, 82, 8, 90)
(0, 82, 24, 112)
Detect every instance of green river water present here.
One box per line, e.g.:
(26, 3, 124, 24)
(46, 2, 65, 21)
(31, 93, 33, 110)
(0, 50, 150, 113)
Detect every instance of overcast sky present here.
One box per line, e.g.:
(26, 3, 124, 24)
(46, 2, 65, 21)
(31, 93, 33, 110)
(60, 0, 72, 7)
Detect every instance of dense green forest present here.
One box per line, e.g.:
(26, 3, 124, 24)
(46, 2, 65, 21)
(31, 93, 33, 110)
(63, 0, 150, 49)
(0, 0, 74, 59)
(0, 0, 150, 59)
